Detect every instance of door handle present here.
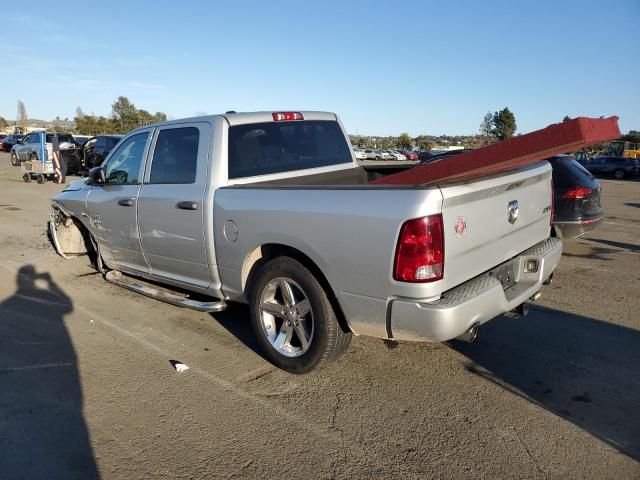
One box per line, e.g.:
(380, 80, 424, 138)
(177, 201, 199, 210)
(118, 198, 135, 207)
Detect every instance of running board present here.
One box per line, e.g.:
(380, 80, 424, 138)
(104, 270, 227, 313)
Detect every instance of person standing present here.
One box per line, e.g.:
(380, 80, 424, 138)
(52, 133, 65, 184)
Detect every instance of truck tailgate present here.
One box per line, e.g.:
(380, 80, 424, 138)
(439, 162, 552, 292)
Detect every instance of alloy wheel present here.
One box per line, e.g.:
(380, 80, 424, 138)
(258, 277, 314, 358)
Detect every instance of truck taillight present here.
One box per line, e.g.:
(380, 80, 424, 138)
(272, 112, 304, 121)
(393, 214, 444, 283)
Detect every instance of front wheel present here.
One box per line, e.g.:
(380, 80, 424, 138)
(36, 174, 47, 184)
(249, 256, 351, 373)
(614, 169, 625, 179)
(10, 152, 19, 166)
(22, 173, 31, 183)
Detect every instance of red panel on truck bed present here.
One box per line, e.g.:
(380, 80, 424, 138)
(369, 116, 621, 185)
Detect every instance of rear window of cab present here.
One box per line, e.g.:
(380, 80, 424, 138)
(228, 120, 352, 179)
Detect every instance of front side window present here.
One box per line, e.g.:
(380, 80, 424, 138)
(104, 132, 149, 185)
(149, 127, 199, 184)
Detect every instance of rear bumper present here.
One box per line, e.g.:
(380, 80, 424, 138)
(389, 237, 562, 342)
(554, 215, 603, 239)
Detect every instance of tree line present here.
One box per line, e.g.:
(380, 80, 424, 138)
(3, 101, 637, 151)
(74, 97, 167, 135)
(0, 97, 167, 135)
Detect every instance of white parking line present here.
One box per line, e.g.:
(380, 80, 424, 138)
(604, 221, 640, 229)
(0, 362, 74, 373)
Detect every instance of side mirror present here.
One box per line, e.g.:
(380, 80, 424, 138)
(88, 166, 106, 185)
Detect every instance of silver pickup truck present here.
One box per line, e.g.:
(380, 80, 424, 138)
(50, 111, 561, 373)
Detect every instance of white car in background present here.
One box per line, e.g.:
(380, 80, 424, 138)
(389, 150, 408, 161)
(372, 150, 392, 160)
(363, 149, 378, 160)
(354, 148, 368, 160)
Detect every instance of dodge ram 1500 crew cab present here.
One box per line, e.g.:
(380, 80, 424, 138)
(50, 111, 561, 373)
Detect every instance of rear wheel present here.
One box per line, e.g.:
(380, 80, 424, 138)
(22, 173, 31, 183)
(249, 256, 351, 373)
(36, 174, 47, 184)
(614, 169, 625, 179)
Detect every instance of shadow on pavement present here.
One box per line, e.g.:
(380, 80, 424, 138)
(625, 202, 640, 208)
(212, 303, 265, 359)
(452, 305, 640, 460)
(585, 237, 640, 253)
(0, 265, 99, 479)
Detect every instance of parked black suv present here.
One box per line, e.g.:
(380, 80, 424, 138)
(578, 155, 639, 179)
(82, 135, 123, 170)
(549, 155, 603, 239)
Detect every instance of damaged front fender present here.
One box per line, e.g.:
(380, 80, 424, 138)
(49, 204, 89, 259)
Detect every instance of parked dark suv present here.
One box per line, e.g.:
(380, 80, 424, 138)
(578, 155, 639, 179)
(1, 134, 24, 152)
(82, 135, 123, 170)
(549, 155, 603, 239)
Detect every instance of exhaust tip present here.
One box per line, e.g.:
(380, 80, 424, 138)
(457, 323, 479, 343)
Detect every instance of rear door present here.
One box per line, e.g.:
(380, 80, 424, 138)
(439, 163, 553, 291)
(137, 123, 211, 288)
(85, 130, 151, 272)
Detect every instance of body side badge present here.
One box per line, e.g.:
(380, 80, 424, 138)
(508, 200, 519, 224)
(454, 216, 467, 238)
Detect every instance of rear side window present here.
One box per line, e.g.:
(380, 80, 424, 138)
(149, 127, 199, 184)
(228, 120, 352, 179)
(45, 134, 74, 143)
(551, 157, 595, 187)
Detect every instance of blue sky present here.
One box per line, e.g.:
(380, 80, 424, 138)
(1, 0, 638, 136)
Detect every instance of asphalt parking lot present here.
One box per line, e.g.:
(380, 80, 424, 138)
(0, 151, 638, 479)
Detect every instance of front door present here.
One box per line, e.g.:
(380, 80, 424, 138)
(85, 130, 151, 273)
(17, 134, 31, 161)
(137, 123, 211, 288)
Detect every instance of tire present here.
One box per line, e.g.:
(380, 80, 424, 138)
(22, 173, 31, 183)
(10, 152, 20, 166)
(614, 169, 625, 179)
(249, 256, 351, 374)
(36, 174, 47, 184)
(376, 156, 381, 161)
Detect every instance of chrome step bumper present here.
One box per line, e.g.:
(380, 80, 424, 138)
(389, 237, 562, 342)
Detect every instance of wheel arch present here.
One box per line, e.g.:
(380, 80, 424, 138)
(241, 243, 352, 334)
(50, 204, 100, 266)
